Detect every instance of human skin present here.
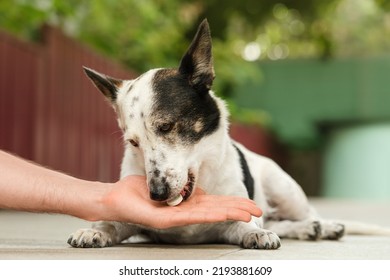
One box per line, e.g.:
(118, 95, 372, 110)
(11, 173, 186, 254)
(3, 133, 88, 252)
(0, 150, 262, 229)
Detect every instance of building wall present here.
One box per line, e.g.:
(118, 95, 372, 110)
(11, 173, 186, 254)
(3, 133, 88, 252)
(0, 26, 137, 182)
(233, 59, 390, 199)
(234, 58, 390, 148)
(323, 123, 390, 199)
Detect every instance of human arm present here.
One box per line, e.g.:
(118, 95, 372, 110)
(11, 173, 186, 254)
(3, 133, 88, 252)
(0, 150, 262, 229)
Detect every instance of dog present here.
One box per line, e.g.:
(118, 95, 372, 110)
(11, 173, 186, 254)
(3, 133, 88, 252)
(68, 19, 346, 249)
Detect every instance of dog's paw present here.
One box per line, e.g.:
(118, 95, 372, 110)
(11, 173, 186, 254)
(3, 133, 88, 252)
(296, 220, 322, 240)
(320, 222, 345, 240)
(242, 230, 281, 249)
(67, 228, 113, 248)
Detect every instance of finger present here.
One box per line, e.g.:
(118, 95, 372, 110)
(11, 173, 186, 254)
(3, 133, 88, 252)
(182, 198, 262, 217)
(192, 208, 253, 224)
(156, 210, 229, 229)
(191, 194, 257, 205)
(225, 208, 253, 223)
(153, 212, 213, 229)
(156, 205, 259, 229)
(191, 187, 257, 205)
(193, 187, 206, 195)
(198, 200, 261, 217)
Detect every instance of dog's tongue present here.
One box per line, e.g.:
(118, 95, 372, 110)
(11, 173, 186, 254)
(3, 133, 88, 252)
(166, 194, 183, 207)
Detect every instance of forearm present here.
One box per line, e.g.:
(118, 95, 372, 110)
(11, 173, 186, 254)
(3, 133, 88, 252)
(0, 151, 263, 228)
(0, 150, 108, 221)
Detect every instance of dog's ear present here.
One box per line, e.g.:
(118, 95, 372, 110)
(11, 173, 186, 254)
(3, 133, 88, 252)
(83, 66, 122, 103)
(179, 19, 215, 93)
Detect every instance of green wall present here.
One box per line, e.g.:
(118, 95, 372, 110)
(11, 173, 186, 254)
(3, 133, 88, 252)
(323, 123, 390, 200)
(234, 57, 390, 148)
(233, 57, 390, 199)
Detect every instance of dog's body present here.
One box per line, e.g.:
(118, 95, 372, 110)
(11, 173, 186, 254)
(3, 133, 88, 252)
(68, 20, 345, 249)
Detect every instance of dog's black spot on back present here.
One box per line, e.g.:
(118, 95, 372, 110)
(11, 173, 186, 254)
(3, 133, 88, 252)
(233, 144, 254, 199)
(151, 69, 220, 144)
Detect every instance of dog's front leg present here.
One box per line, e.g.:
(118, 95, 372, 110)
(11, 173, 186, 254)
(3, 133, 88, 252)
(220, 217, 281, 249)
(68, 221, 140, 248)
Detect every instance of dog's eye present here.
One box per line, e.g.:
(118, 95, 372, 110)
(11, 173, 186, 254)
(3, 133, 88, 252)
(158, 123, 174, 133)
(128, 139, 139, 147)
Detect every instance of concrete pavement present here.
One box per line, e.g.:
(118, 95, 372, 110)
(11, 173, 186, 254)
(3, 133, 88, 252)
(1, 199, 389, 260)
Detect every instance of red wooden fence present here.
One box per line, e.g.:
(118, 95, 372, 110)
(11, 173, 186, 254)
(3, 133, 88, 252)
(0, 25, 137, 182)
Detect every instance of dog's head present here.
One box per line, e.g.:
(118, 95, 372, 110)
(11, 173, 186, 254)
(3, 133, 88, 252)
(84, 20, 225, 204)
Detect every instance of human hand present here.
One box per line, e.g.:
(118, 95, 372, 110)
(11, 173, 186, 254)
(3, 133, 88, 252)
(100, 176, 262, 229)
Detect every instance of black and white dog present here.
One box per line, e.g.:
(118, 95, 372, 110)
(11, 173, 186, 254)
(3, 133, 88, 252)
(68, 20, 345, 249)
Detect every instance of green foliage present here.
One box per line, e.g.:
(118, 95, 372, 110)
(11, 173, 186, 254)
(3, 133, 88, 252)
(77, 1, 191, 70)
(0, 0, 47, 39)
(2, 0, 390, 128)
(216, 0, 390, 60)
(0, 0, 261, 100)
(227, 100, 272, 129)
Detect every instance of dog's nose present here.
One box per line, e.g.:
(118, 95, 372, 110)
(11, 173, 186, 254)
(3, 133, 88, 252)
(149, 187, 170, 201)
(149, 179, 170, 201)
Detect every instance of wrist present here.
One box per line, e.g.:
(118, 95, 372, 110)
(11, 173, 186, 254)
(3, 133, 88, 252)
(77, 180, 113, 222)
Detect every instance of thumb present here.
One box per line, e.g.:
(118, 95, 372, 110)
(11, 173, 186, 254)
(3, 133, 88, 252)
(193, 187, 206, 195)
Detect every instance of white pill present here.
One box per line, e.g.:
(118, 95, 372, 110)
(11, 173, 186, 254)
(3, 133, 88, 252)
(167, 194, 183, 207)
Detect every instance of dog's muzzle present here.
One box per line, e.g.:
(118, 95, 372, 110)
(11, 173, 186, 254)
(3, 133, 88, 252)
(148, 171, 195, 206)
(149, 178, 170, 201)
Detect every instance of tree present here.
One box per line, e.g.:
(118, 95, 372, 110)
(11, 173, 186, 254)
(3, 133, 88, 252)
(2, 0, 389, 125)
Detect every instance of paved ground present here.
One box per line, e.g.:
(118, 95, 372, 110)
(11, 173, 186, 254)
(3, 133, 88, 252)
(1, 199, 389, 260)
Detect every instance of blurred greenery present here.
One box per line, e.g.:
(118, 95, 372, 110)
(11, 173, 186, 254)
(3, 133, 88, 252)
(1, 0, 390, 126)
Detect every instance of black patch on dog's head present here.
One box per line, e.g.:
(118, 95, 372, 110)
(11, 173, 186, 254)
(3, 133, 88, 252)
(151, 69, 220, 144)
(150, 19, 220, 145)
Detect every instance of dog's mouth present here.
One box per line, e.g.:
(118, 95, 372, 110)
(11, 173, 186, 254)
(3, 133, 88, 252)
(181, 171, 195, 200)
(166, 171, 195, 206)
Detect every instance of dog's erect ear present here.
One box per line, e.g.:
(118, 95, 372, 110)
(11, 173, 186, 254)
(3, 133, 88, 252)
(83, 66, 123, 102)
(179, 19, 215, 93)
